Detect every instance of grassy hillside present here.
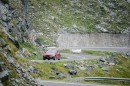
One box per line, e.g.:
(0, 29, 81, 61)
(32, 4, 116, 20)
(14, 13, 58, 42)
(29, 0, 130, 34)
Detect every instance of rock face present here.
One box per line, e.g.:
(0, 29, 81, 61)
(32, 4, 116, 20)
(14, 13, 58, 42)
(0, 1, 40, 85)
(0, 31, 39, 85)
(0, 0, 30, 43)
(0, 26, 42, 85)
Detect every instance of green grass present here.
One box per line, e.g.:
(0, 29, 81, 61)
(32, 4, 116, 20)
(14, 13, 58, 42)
(80, 54, 130, 78)
(73, 54, 130, 85)
(109, 54, 130, 78)
(30, 61, 69, 80)
(29, 0, 129, 35)
(61, 56, 68, 59)
(82, 50, 118, 56)
(58, 49, 71, 53)
(19, 41, 43, 60)
(9, 45, 130, 85)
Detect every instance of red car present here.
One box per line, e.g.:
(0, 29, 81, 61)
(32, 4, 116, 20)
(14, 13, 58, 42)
(43, 50, 61, 60)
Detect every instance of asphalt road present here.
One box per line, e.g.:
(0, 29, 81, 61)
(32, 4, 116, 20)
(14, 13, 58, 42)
(33, 47, 129, 85)
(38, 80, 112, 86)
(31, 53, 103, 63)
(61, 53, 103, 60)
(31, 47, 130, 63)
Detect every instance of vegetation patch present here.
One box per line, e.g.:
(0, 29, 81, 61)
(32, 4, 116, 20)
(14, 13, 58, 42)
(19, 41, 43, 60)
(58, 49, 71, 53)
(82, 50, 118, 56)
(30, 62, 68, 80)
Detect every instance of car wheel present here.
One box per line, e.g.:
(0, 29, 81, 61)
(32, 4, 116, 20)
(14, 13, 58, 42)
(53, 57, 56, 60)
(48, 58, 50, 60)
(43, 57, 46, 60)
(43, 58, 46, 60)
(58, 58, 60, 60)
(46, 56, 50, 60)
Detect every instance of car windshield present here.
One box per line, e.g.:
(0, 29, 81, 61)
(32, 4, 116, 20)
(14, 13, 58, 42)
(46, 50, 57, 53)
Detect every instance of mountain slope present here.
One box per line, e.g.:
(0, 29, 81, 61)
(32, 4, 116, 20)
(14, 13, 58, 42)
(29, 0, 130, 34)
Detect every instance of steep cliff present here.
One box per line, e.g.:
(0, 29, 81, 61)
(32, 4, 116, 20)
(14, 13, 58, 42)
(0, 0, 39, 85)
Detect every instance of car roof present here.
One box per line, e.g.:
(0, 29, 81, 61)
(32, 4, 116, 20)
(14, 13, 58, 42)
(46, 50, 57, 53)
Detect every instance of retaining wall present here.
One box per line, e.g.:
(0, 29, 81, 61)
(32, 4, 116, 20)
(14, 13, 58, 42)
(57, 33, 130, 48)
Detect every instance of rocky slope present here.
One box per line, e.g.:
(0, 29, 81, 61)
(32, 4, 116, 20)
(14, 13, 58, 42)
(0, 0, 41, 85)
(29, 0, 130, 34)
(0, 32, 37, 86)
(25, 0, 130, 45)
(2, 0, 129, 46)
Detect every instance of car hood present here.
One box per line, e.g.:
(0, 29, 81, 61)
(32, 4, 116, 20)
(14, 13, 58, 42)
(44, 53, 55, 56)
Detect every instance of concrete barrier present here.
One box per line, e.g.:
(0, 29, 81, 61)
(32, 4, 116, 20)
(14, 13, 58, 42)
(57, 33, 130, 48)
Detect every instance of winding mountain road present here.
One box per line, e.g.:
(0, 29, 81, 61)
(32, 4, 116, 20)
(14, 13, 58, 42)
(31, 53, 103, 63)
(31, 47, 130, 63)
(37, 80, 113, 86)
(32, 47, 130, 86)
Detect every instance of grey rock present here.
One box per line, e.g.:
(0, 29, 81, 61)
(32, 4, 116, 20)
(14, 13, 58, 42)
(10, 78, 15, 81)
(0, 39, 7, 48)
(27, 66, 34, 73)
(106, 57, 117, 64)
(99, 58, 106, 62)
(16, 69, 21, 74)
(32, 52, 37, 55)
(1, 21, 8, 27)
(33, 68, 39, 73)
(12, 81, 16, 86)
(108, 62, 115, 66)
(123, 27, 130, 34)
(86, 66, 94, 71)
(0, 1, 39, 86)
(51, 68, 57, 73)
(0, 70, 9, 79)
(101, 67, 109, 72)
(78, 66, 86, 70)
(1, 15, 7, 22)
(68, 70, 77, 75)
(127, 0, 130, 3)
(64, 63, 74, 69)
(7, 57, 14, 64)
(0, 83, 3, 86)
(57, 73, 66, 79)
(15, 79, 20, 83)
(0, 61, 4, 64)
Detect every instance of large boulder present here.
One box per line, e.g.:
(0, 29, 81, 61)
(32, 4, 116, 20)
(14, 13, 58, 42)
(68, 70, 77, 75)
